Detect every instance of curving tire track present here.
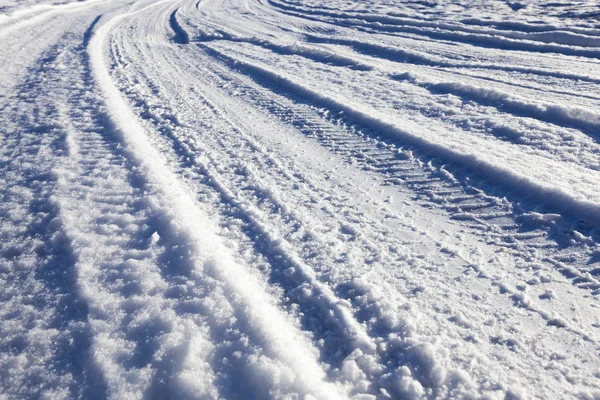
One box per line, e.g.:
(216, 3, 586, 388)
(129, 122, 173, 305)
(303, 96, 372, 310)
(2, 0, 600, 398)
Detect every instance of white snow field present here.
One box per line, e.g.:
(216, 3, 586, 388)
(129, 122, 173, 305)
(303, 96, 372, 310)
(1, 0, 600, 398)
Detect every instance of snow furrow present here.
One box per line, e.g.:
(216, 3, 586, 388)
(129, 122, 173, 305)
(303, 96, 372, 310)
(267, 0, 600, 59)
(109, 9, 399, 392)
(185, 41, 600, 296)
(304, 35, 600, 86)
(393, 73, 600, 145)
(87, 5, 347, 398)
(269, 0, 600, 46)
(3, 0, 600, 398)
(200, 43, 600, 228)
(169, 7, 189, 44)
(189, 32, 600, 170)
(0, 29, 117, 399)
(192, 30, 372, 71)
(107, 8, 600, 396)
(112, 51, 380, 367)
(106, 43, 583, 399)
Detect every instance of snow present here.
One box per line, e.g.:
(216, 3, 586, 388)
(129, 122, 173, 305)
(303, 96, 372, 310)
(2, 0, 600, 398)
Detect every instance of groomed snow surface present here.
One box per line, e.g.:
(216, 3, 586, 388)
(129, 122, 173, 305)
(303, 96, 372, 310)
(1, 0, 600, 398)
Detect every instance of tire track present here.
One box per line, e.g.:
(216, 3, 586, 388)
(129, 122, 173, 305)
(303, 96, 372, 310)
(0, 32, 106, 400)
(88, 5, 348, 398)
(196, 43, 600, 298)
(304, 35, 600, 86)
(109, 8, 600, 397)
(3, 0, 600, 398)
(185, 31, 600, 170)
(267, 0, 600, 59)
(110, 8, 395, 393)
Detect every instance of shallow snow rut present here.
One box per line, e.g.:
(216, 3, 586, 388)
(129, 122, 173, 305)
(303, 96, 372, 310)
(87, 4, 347, 399)
(195, 42, 600, 296)
(99, 1, 600, 398)
(183, 3, 600, 283)
(1, 1, 345, 398)
(2, 0, 600, 398)
(0, 40, 95, 399)
(268, 0, 600, 58)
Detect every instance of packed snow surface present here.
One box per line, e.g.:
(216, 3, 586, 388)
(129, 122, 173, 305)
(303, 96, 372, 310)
(1, 0, 600, 398)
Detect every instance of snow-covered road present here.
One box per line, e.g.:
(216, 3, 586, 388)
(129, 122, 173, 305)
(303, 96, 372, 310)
(1, 0, 600, 398)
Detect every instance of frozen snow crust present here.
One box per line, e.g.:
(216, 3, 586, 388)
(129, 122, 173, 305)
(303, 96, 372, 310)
(1, 0, 600, 398)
